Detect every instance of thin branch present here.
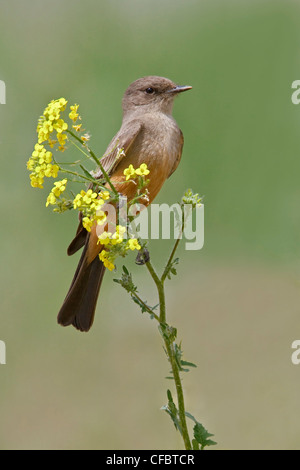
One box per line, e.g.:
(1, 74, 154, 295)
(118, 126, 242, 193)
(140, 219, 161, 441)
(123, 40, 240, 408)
(67, 129, 119, 197)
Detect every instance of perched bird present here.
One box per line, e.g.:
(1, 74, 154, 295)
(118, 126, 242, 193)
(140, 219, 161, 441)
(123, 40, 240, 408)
(58, 76, 192, 332)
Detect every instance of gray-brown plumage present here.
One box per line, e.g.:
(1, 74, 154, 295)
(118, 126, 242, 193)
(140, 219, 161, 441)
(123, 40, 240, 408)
(57, 76, 192, 332)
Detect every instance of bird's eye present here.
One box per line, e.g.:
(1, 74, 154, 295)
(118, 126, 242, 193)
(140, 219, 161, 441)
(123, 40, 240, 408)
(145, 87, 155, 94)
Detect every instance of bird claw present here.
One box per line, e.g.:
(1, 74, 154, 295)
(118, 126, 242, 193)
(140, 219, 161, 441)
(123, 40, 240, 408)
(135, 248, 150, 265)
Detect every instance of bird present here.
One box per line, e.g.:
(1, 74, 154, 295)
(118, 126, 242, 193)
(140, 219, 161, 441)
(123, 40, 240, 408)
(57, 76, 192, 332)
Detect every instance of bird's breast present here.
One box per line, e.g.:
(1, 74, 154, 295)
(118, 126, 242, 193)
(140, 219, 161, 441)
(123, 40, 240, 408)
(112, 113, 182, 203)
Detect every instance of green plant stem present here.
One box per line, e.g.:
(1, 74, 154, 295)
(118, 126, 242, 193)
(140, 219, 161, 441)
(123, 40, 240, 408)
(161, 212, 185, 283)
(131, 292, 160, 322)
(161, 237, 181, 284)
(165, 341, 191, 450)
(146, 260, 166, 324)
(59, 168, 97, 183)
(145, 259, 192, 450)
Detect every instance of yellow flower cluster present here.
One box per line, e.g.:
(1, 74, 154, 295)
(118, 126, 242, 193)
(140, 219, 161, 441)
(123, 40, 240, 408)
(72, 189, 110, 232)
(37, 98, 68, 152)
(69, 104, 83, 133)
(127, 239, 142, 250)
(97, 225, 127, 246)
(27, 143, 59, 188)
(99, 251, 116, 272)
(27, 98, 92, 190)
(37, 98, 69, 151)
(46, 179, 67, 207)
(97, 225, 141, 271)
(123, 163, 150, 181)
(69, 104, 79, 122)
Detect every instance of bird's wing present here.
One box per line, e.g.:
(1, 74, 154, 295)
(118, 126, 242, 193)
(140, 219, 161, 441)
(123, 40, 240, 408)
(168, 129, 184, 178)
(67, 121, 143, 256)
(92, 120, 143, 180)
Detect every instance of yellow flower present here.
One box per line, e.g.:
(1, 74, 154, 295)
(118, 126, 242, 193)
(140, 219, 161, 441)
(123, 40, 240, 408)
(104, 260, 115, 271)
(69, 104, 79, 122)
(99, 250, 115, 271)
(44, 164, 59, 178)
(27, 158, 35, 170)
(82, 189, 97, 204)
(34, 165, 45, 177)
(30, 174, 43, 188)
(97, 231, 112, 245)
(111, 232, 123, 245)
(57, 132, 68, 142)
(46, 192, 57, 207)
(95, 210, 107, 225)
(99, 190, 110, 201)
(82, 217, 93, 232)
(124, 164, 135, 181)
(72, 123, 82, 132)
(127, 238, 141, 251)
(53, 119, 68, 134)
(73, 191, 84, 209)
(81, 133, 90, 143)
(116, 225, 127, 236)
(135, 163, 150, 177)
(52, 179, 67, 197)
(45, 151, 53, 164)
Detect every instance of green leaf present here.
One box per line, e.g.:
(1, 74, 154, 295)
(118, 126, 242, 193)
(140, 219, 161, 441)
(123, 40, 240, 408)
(181, 360, 197, 369)
(131, 295, 153, 314)
(185, 412, 217, 450)
(158, 323, 177, 343)
(185, 411, 197, 423)
(193, 422, 217, 450)
(165, 258, 180, 280)
(161, 390, 182, 435)
(79, 164, 98, 182)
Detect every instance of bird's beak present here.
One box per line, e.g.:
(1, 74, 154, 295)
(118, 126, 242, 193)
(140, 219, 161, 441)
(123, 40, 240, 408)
(167, 85, 192, 94)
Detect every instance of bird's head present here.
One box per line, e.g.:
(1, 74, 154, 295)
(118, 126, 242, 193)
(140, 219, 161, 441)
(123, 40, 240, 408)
(122, 76, 192, 115)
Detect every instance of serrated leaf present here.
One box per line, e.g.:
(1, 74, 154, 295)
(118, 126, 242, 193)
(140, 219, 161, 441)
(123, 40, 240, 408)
(164, 258, 180, 280)
(193, 422, 217, 450)
(185, 412, 217, 450)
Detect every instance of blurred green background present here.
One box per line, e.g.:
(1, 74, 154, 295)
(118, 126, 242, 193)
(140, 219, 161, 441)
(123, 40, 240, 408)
(1, 0, 300, 450)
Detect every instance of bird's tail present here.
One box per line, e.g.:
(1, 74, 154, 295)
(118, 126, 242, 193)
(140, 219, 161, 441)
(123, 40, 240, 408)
(57, 237, 106, 332)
